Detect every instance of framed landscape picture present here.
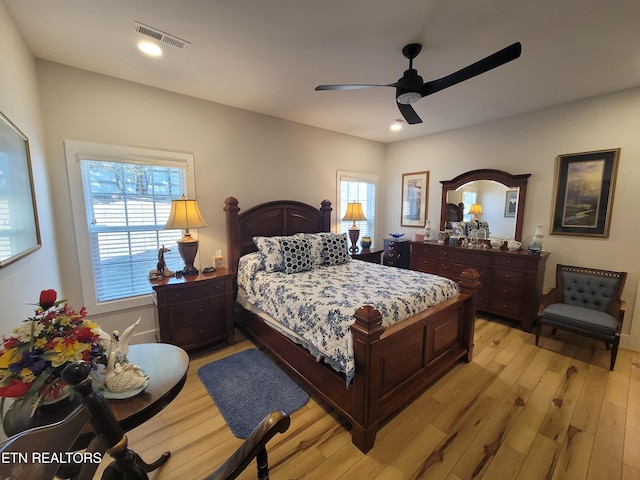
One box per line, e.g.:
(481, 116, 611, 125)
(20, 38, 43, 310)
(504, 189, 518, 217)
(550, 148, 620, 237)
(401, 171, 429, 227)
(0, 110, 41, 267)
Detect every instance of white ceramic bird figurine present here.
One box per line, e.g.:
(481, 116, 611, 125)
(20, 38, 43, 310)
(103, 351, 148, 393)
(111, 317, 141, 363)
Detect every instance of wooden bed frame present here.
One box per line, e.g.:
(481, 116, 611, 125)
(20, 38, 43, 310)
(224, 197, 481, 453)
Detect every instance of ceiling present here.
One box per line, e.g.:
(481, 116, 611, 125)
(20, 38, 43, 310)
(5, 0, 640, 143)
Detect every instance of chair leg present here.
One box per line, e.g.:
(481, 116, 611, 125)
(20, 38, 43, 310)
(610, 339, 620, 371)
(534, 324, 541, 346)
(551, 328, 557, 335)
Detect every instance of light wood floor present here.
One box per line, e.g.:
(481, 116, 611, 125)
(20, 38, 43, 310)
(94, 316, 640, 480)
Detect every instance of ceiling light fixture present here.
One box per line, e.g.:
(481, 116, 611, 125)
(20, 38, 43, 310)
(390, 119, 404, 131)
(137, 40, 163, 57)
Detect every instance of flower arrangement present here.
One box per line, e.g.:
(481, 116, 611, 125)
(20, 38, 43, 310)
(0, 289, 105, 412)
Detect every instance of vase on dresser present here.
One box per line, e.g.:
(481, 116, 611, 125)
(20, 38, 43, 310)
(528, 224, 545, 254)
(424, 220, 432, 242)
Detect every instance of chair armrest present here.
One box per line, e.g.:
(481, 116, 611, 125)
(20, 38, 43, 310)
(538, 287, 559, 316)
(205, 410, 290, 480)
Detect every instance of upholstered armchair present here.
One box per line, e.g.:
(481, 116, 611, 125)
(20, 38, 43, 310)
(535, 264, 627, 370)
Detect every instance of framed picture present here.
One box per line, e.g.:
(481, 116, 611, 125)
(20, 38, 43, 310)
(0, 110, 41, 267)
(504, 189, 518, 217)
(550, 148, 620, 237)
(401, 171, 429, 227)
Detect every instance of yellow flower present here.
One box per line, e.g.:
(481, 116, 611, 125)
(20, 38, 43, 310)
(19, 368, 36, 383)
(0, 348, 20, 369)
(45, 338, 90, 367)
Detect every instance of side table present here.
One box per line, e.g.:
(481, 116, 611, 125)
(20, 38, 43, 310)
(151, 268, 235, 351)
(351, 249, 383, 264)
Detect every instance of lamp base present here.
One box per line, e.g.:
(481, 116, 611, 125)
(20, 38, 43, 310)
(348, 228, 360, 253)
(177, 239, 199, 275)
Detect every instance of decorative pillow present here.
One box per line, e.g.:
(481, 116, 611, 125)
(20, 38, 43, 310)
(449, 221, 467, 237)
(296, 233, 325, 267)
(280, 238, 313, 274)
(322, 233, 351, 266)
(237, 252, 263, 289)
(252, 235, 289, 273)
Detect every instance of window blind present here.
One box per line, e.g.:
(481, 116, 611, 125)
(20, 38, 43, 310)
(79, 159, 186, 302)
(339, 176, 376, 240)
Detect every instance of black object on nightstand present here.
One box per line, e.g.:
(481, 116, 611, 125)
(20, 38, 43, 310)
(351, 249, 383, 264)
(383, 238, 411, 268)
(151, 268, 235, 351)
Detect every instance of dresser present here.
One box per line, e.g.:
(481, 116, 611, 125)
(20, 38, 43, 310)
(151, 269, 235, 351)
(383, 238, 411, 268)
(410, 241, 549, 331)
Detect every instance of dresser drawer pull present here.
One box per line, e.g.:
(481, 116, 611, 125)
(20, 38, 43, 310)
(504, 274, 510, 278)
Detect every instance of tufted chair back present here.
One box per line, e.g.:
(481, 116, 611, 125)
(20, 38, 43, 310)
(560, 268, 624, 313)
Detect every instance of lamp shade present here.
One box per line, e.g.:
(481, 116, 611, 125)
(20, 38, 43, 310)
(342, 202, 367, 222)
(468, 203, 483, 216)
(165, 196, 208, 240)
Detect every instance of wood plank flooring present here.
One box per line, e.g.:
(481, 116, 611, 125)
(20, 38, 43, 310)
(93, 316, 640, 479)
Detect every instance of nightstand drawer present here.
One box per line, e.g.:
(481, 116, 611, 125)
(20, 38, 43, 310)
(164, 279, 226, 303)
(170, 316, 227, 347)
(167, 296, 226, 328)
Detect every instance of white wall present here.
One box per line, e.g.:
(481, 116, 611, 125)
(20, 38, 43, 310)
(0, 4, 62, 332)
(384, 87, 639, 343)
(35, 60, 386, 341)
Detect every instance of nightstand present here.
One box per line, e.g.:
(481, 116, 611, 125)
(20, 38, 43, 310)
(351, 249, 383, 264)
(151, 268, 235, 351)
(383, 238, 411, 268)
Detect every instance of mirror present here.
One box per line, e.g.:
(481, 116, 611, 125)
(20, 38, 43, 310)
(440, 169, 530, 241)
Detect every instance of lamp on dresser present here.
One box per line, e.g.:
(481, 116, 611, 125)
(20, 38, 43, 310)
(165, 195, 208, 275)
(342, 202, 367, 252)
(468, 203, 483, 221)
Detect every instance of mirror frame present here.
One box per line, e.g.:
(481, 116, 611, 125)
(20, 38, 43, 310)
(440, 169, 531, 241)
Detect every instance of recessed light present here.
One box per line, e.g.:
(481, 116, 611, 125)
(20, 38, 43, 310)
(138, 40, 163, 57)
(390, 121, 403, 131)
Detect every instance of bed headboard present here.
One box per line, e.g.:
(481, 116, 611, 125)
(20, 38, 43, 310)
(224, 197, 332, 273)
(445, 202, 464, 223)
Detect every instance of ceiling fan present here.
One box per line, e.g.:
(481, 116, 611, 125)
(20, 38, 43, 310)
(315, 42, 522, 125)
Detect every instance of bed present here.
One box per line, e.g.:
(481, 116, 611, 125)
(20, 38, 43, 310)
(224, 197, 481, 453)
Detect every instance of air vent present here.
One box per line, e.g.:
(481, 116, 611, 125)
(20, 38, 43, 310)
(134, 21, 190, 50)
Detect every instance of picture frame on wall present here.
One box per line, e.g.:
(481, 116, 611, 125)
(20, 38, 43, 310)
(550, 148, 620, 238)
(504, 189, 518, 217)
(401, 171, 429, 227)
(0, 110, 41, 268)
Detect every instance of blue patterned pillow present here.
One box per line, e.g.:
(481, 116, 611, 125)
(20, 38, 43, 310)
(280, 238, 312, 274)
(253, 236, 288, 273)
(296, 233, 325, 267)
(322, 233, 351, 266)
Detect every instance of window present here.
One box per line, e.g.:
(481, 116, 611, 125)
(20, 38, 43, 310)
(461, 188, 477, 222)
(65, 141, 196, 314)
(337, 171, 377, 242)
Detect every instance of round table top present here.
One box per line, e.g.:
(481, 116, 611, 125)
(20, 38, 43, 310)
(77, 342, 189, 448)
(2, 343, 189, 450)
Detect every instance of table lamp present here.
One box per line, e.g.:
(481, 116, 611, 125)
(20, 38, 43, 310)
(342, 202, 367, 252)
(468, 203, 483, 221)
(165, 195, 208, 274)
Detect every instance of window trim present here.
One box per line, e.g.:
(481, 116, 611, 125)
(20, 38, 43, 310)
(64, 140, 196, 314)
(336, 170, 378, 242)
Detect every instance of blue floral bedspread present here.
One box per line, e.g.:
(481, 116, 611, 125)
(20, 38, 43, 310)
(238, 254, 460, 385)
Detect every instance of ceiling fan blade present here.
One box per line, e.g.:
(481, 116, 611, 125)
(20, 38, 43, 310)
(397, 102, 422, 124)
(315, 83, 396, 91)
(422, 42, 522, 97)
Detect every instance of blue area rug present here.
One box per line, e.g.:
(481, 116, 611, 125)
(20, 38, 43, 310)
(197, 348, 309, 438)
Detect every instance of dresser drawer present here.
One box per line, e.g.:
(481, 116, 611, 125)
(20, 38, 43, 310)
(163, 278, 227, 303)
(493, 255, 529, 270)
(410, 255, 439, 273)
(411, 243, 443, 258)
(493, 267, 526, 287)
(170, 316, 227, 347)
(167, 295, 226, 327)
(491, 284, 524, 301)
(441, 249, 491, 266)
(490, 297, 523, 317)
